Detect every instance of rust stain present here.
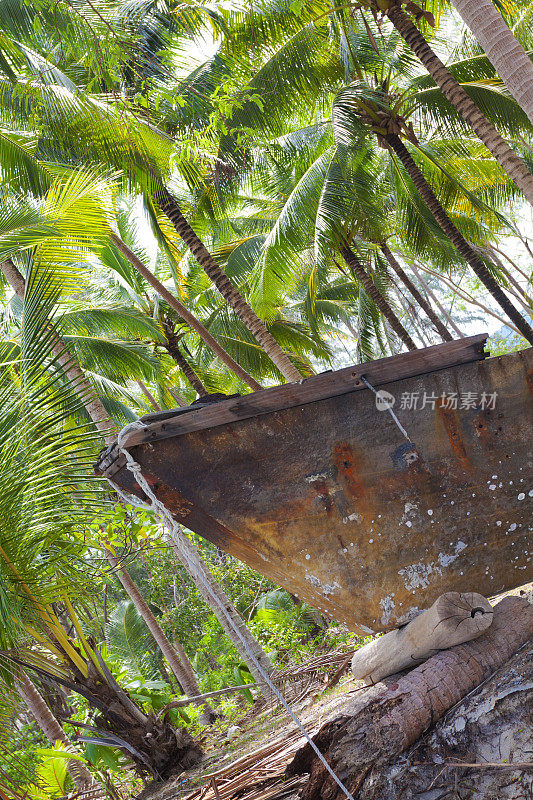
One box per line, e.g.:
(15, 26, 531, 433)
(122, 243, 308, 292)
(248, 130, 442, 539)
(332, 442, 374, 520)
(154, 482, 193, 518)
(436, 402, 470, 469)
(333, 443, 366, 497)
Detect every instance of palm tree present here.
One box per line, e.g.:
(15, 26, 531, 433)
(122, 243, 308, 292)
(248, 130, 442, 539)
(0, 11, 305, 386)
(156, 189, 304, 382)
(331, 81, 533, 344)
(108, 234, 263, 391)
(159, 317, 208, 396)
(211, 16, 528, 350)
(339, 244, 417, 349)
(2, 0, 525, 357)
(384, 132, 533, 343)
(210, 1, 533, 207)
(2, 236, 275, 699)
(450, 0, 533, 127)
(379, 244, 453, 340)
(373, 1, 533, 207)
(0, 259, 118, 438)
(16, 673, 97, 795)
(105, 550, 217, 724)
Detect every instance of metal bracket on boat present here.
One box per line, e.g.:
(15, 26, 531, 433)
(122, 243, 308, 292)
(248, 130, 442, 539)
(359, 374, 413, 444)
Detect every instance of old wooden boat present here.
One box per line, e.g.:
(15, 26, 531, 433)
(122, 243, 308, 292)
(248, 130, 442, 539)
(95, 334, 533, 635)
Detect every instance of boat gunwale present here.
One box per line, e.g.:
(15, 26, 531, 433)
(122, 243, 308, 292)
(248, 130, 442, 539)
(95, 333, 491, 479)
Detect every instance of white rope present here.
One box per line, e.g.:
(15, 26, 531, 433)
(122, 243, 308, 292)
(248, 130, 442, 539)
(107, 420, 356, 800)
(360, 374, 413, 444)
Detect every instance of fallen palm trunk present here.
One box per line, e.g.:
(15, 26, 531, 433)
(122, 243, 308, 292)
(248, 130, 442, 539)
(357, 641, 533, 800)
(351, 591, 493, 684)
(287, 596, 533, 800)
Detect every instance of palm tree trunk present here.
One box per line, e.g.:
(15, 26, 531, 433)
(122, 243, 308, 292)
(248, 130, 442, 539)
(137, 380, 161, 411)
(109, 234, 262, 391)
(166, 529, 275, 694)
(394, 286, 430, 345)
(104, 550, 216, 724)
(340, 245, 417, 350)
(386, 4, 533, 207)
(450, 0, 533, 127)
(169, 347, 207, 397)
(168, 386, 187, 406)
(385, 134, 533, 345)
(410, 263, 465, 337)
(17, 673, 96, 793)
(380, 244, 453, 341)
(481, 247, 533, 314)
(161, 320, 208, 396)
(172, 638, 198, 685)
(156, 190, 303, 383)
(0, 259, 116, 443)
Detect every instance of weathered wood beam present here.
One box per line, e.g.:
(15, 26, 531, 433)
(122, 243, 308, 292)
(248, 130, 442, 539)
(351, 591, 493, 684)
(96, 334, 488, 475)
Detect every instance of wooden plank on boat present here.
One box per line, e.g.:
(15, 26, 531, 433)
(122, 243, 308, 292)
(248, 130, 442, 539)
(104, 335, 489, 463)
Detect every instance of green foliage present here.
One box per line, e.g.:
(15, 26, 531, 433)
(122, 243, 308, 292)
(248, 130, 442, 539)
(2, 722, 48, 789)
(21, 743, 87, 799)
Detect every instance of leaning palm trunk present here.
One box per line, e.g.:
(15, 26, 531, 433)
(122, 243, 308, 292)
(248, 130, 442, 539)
(167, 345, 207, 397)
(385, 4, 533, 207)
(380, 245, 453, 341)
(156, 190, 303, 383)
(104, 551, 216, 724)
(109, 234, 262, 391)
(17, 673, 96, 793)
(137, 380, 161, 411)
(451, 0, 533, 127)
(161, 319, 208, 397)
(340, 245, 417, 350)
(410, 263, 465, 337)
(166, 529, 275, 693)
(384, 134, 533, 345)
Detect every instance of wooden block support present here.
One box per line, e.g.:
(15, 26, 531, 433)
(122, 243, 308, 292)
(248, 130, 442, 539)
(351, 592, 493, 684)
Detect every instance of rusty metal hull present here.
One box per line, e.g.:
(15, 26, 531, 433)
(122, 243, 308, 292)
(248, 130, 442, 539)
(97, 345, 533, 634)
